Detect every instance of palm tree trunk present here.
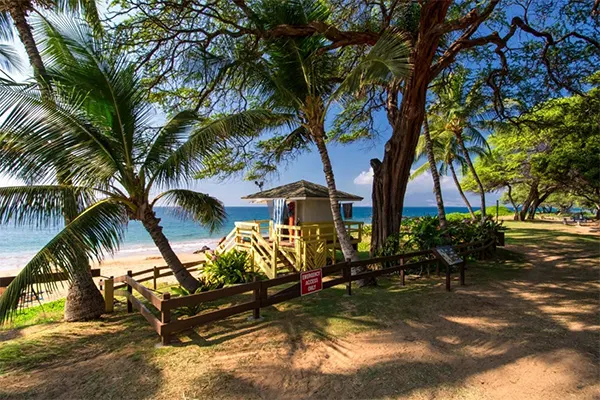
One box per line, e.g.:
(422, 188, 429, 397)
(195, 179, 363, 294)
(312, 124, 375, 287)
(9, 6, 51, 98)
(141, 207, 201, 292)
(455, 134, 486, 217)
(449, 162, 476, 219)
(11, 4, 103, 319)
(422, 118, 447, 230)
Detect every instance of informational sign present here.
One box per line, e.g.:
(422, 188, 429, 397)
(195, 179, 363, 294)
(300, 269, 323, 296)
(434, 245, 463, 266)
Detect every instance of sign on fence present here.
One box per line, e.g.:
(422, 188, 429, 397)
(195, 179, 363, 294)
(433, 246, 463, 266)
(300, 269, 323, 296)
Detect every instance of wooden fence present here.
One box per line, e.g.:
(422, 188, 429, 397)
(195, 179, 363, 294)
(107, 238, 496, 345)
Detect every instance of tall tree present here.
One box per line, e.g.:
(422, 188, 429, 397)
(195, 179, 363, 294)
(0, 18, 281, 321)
(110, 0, 599, 251)
(430, 68, 490, 217)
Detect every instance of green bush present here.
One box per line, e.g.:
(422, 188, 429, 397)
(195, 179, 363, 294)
(201, 250, 256, 287)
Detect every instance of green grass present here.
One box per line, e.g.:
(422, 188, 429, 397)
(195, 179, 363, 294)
(447, 205, 513, 220)
(0, 299, 65, 331)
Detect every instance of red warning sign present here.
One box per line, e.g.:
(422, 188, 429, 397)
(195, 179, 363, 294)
(300, 269, 323, 296)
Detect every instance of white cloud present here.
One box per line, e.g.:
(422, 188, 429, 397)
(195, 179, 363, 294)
(353, 167, 374, 185)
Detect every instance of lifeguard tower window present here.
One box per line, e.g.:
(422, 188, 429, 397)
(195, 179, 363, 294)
(434, 246, 463, 267)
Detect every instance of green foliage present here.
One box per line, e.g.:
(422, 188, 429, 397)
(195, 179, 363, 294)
(169, 286, 204, 317)
(201, 250, 257, 287)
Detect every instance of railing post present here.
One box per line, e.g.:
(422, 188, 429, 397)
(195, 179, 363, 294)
(252, 277, 261, 320)
(459, 261, 466, 286)
(126, 270, 133, 313)
(153, 266, 158, 290)
(161, 292, 171, 345)
(400, 257, 405, 286)
(344, 258, 352, 296)
(104, 276, 114, 313)
(271, 241, 278, 278)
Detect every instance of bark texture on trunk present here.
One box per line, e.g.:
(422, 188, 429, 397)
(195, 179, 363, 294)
(369, 1, 452, 253)
(423, 118, 447, 230)
(141, 207, 201, 292)
(312, 125, 375, 286)
(449, 162, 476, 219)
(9, 5, 51, 98)
(456, 133, 486, 217)
(506, 185, 520, 221)
(520, 183, 538, 221)
(64, 265, 105, 321)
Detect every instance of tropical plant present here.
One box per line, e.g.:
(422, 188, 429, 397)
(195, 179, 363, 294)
(202, 250, 254, 287)
(170, 286, 205, 317)
(0, 19, 282, 322)
(430, 68, 491, 216)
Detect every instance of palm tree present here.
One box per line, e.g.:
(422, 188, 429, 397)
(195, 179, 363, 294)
(414, 115, 447, 230)
(431, 68, 490, 216)
(413, 120, 488, 220)
(244, 2, 410, 273)
(0, 19, 281, 322)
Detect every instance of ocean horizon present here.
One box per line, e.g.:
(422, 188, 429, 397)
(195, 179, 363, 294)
(0, 206, 477, 271)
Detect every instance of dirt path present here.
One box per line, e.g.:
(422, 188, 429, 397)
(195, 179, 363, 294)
(0, 222, 598, 399)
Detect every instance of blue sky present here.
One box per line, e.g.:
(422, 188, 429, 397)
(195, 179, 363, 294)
(0, 19, 501, 209)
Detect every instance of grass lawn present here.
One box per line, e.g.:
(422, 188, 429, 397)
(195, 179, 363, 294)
(0, 220, 598, 399)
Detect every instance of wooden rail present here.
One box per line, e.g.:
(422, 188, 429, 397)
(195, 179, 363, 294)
(115, 237, 497, 345)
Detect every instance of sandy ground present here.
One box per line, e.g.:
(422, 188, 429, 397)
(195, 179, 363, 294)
(0, 221, 598, 399)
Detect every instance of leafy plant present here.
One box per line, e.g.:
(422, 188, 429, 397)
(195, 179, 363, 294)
(201, 250, 256, 287)
(170, 286, 204, 317)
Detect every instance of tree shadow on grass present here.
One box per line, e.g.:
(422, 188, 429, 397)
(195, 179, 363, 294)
(0, 310, 164, 400)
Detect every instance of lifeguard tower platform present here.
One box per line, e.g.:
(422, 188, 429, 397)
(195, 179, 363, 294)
(214, 180, 364, 278)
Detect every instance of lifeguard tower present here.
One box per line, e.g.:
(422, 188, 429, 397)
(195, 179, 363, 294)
(214, 180, 364, 278)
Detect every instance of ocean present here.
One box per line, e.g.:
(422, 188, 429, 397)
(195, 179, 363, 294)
(0, 206, 474, 271)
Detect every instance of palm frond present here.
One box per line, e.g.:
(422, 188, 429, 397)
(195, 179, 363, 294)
(334, 29, 412, 98)
(0, 44, 22, 72)
(0, 199, 128, 323)
(55, 0, 103, 37)
(149, 110, 293, 188)
(153, 189, 226, 233)
(0, 185, 97, 228)
(410, 163, 430, 180)
(0, 12, 13, 41)
(141, 110, 199, 176)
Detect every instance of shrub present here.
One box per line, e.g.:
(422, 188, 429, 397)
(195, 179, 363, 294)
(170, 286, 205, 317)
(201, 250, 257, 287)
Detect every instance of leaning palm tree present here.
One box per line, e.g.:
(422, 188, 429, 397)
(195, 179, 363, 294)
(0, 19, 283, 322)
(414, 115, 447, 230)
(413, 120, 488, 220)
(241, 1, 411, 273)
(431, 68, 490, 216)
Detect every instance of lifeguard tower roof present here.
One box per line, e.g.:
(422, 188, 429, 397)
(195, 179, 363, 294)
(242, 180, 363, 202)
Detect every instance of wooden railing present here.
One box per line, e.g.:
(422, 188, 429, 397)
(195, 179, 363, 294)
(117, 237, 497, 345)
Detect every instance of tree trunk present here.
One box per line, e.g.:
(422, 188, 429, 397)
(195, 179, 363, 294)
(506, 185, 520, 221)
(64, 264, 105, 321)
(369, 1, 452, 253)
(422, 117, 447, 230)
(449, 162, 476, 219)
(312, 125, 375, 286)
(455, 133, 486, 217)
(9, 5, 51, 98)
(141, 207, 201, 292)
(528, 190, 553, 220)
(519, 183, 538, 221)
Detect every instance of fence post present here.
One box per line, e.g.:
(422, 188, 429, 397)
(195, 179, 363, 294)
(126, 270, 133, 313)
(252, 277, 261, 320)
(161, 292, 171, 345)
(445, 264, 451, 292)
(344, 258, 352, 296)
(104, 276, 114, 313)
(153, 266, 158, 290)
(400, 257, 405, 286)
(459, 261, 466, 286)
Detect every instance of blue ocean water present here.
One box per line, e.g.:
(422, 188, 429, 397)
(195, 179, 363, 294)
(0, 206, 473, 271)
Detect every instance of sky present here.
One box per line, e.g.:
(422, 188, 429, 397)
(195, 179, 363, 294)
(0, 14, 502, 209)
